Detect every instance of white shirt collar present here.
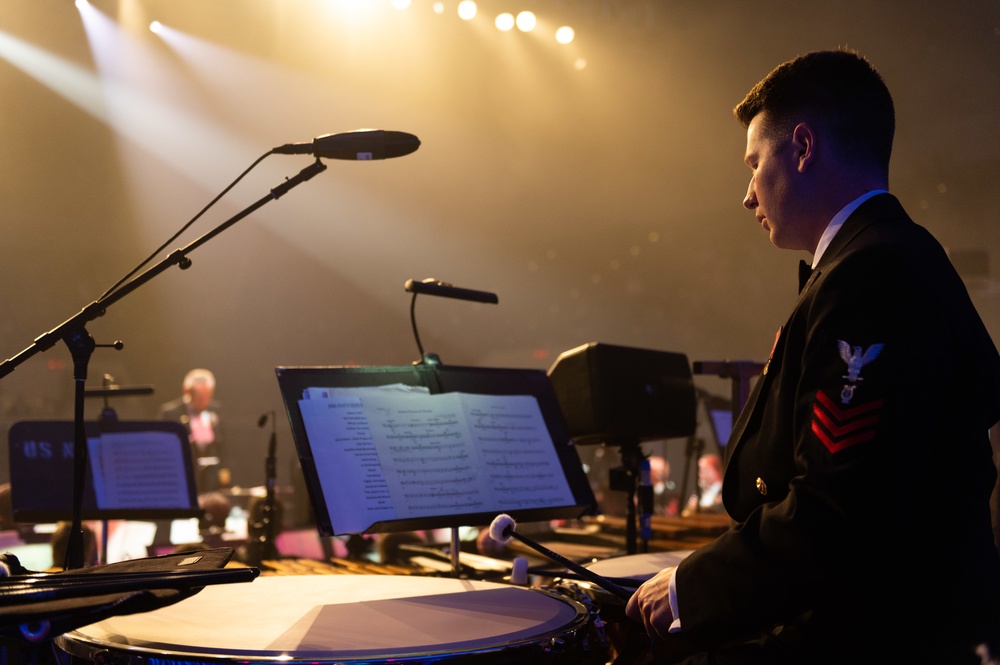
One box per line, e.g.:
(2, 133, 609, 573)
(811, 189, 888, 268)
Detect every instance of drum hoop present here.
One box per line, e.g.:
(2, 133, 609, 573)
(54, 588, 591, 664)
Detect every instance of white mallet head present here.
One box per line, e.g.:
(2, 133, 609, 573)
(489, 513, 516, 543)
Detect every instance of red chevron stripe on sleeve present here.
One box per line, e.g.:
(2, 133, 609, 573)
(811, 390, 884, 453)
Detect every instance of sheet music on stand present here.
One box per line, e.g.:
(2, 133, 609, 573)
(7, 420, 201, 522)
(275, 365, 597, 536)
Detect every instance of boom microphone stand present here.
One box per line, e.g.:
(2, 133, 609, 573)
(0, 159, 327, 569)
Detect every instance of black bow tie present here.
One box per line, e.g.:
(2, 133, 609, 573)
(798, 260, 813, 292)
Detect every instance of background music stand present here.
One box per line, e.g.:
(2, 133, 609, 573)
(275, 364, 597, 575)
(7, 420, 201, 566)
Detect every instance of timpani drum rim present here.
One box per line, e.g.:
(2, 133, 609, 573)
(54, 574, 592, 664)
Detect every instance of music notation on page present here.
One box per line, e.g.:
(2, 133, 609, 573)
(296, 386, 575, 534)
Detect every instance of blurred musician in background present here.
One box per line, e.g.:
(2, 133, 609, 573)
(680, 453, 723, 517)
(649, 454, 680, 516)
(626, 49, 1000, 663)
(159, 368, 230, 493)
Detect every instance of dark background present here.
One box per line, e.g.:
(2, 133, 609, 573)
(2, 0, 998, 494)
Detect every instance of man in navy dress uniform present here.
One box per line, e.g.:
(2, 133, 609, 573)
(627, 49, 1000, 664)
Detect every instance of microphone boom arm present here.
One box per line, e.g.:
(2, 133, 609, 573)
(0, 158, 327, 380)
(0, 157, 327, 569)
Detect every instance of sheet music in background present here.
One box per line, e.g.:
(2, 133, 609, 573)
(89, 431, 192, 510)
(298, 387, 575, 534)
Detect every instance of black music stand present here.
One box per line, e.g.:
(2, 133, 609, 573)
(85, 373, 155, 428)
(275, 364, 597, 575)
(8, 420, 201, 568)
(3, 422, 253, 653)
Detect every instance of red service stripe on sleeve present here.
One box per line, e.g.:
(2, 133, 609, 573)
(812, 404, 881, 438)
(810, 389, 884, 454)
(814, 390, 884, 420)
(811, 420, 877, 453)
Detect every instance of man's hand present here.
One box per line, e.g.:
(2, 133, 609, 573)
(625, 565, 676, 642)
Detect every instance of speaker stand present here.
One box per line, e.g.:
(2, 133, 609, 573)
(608, 440, 651, 555)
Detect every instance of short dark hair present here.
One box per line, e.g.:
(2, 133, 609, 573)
(734, 49, 895, 170)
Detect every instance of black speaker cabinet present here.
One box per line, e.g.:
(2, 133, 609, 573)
(547, 342, 697, 444)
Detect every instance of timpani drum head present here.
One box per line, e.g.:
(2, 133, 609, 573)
(585, 549, 694, 582)
(55, 574, 591, 664)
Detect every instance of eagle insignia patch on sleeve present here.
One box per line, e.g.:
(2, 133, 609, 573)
(837, 340, 884, 404)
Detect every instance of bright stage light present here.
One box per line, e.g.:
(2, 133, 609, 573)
(495, 13, 514, 32)
(149, 21, 163, 34)
(391, 0, 411, 9)
(457, 1, 477, 21)
(74, 0, 88, 8)
(555, 26, 575, 44)
(515, 11, 536, 32)
(433, 2, 444, 14)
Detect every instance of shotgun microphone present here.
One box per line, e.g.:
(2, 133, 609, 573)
(404, 278, 499, 304)
(272, 129, 420, 160)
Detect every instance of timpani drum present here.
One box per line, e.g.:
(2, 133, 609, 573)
(554, 550, 696, 665)
(55, 574, 593, 664)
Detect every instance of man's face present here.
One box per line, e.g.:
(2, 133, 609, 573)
(187, 381, 213, 412)
(742, 113, 813, 252)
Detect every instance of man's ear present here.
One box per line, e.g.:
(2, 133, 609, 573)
(791, 122, 816, 173)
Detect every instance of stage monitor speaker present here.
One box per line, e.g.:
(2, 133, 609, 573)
(547, 342, 697, 445)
